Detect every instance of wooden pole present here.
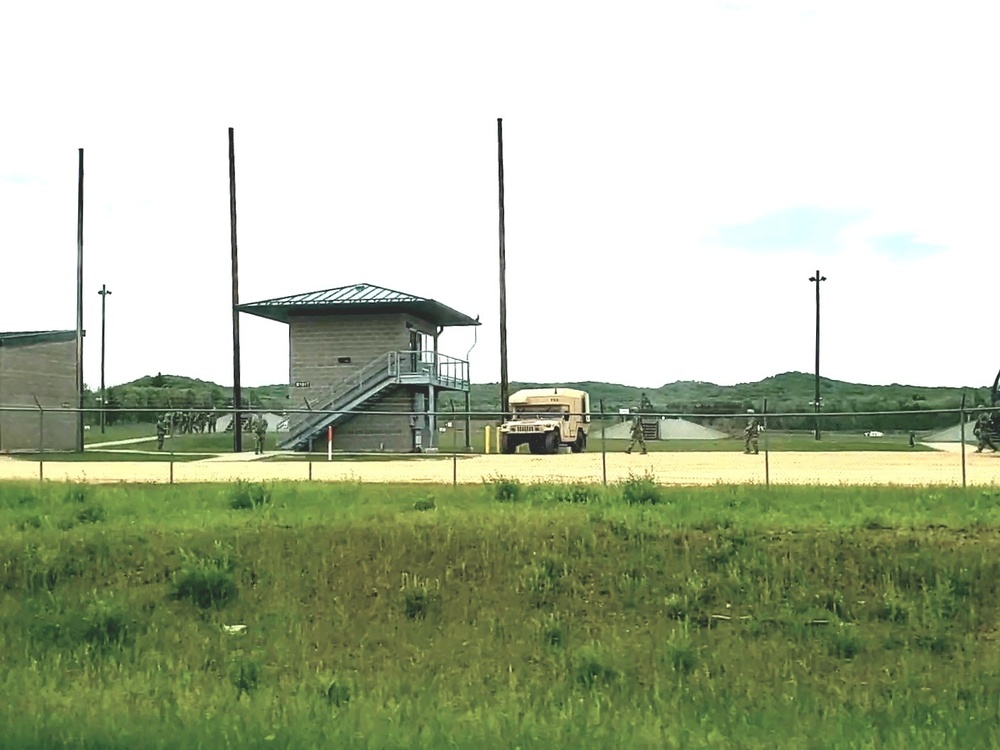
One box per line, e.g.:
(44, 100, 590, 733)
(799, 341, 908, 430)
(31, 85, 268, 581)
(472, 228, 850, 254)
(76, 148, 84, 453)
(229, 128, 243, 453)
(497, 118, 509, 418)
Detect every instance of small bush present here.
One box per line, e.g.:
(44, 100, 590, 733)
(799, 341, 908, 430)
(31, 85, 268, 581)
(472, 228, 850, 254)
(620, 471, 662, 506)
(64, 486, 89, 504)
(230, 481, 272, 510)
(30, 597, 133, 653)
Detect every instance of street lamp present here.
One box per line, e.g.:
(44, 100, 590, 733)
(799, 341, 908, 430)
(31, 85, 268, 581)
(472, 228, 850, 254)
(98, 284, 112, 433)
(809, 271, 826, 440)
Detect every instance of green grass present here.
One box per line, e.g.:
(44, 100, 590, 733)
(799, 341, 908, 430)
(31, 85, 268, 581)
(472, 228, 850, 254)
(84, 424, 159, 444)
(12, 451, 214, 463)
(2, 480, 1000, 748)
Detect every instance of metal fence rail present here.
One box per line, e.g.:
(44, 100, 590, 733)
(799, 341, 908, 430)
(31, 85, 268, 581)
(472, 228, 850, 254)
(0, 401, 997, 488)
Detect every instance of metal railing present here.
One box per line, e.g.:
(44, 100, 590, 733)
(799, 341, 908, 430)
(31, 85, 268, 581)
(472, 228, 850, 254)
(285, 350, 471, 449)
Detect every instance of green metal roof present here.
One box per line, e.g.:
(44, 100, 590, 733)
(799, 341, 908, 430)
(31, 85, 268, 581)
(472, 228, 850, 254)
(0, 330, 81, 348)
(237, 283, 480, 327)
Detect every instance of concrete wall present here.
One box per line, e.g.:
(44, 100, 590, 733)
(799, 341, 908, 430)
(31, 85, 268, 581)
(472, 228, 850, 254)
(0, 339, 80, 452)
(287, 313, 437, 408)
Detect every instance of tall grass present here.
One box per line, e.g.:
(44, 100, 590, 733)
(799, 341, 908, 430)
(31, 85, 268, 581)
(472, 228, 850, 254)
(1, 479, 999, 748)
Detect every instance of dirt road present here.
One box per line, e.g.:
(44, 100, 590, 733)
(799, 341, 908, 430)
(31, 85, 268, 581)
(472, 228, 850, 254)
(2, 449, 1000, 486)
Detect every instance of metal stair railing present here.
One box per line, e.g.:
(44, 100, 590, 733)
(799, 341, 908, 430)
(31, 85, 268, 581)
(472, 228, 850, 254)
(285, 352, 399, 446)
(283, 350, 471, 449)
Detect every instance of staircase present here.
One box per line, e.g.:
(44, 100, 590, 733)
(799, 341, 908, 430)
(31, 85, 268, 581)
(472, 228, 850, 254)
(279, 350, 469, 451)
(642, 420, 658, 441)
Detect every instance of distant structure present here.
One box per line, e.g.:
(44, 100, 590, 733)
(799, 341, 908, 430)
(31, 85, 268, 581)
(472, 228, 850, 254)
(0, 330, 82, 452)
(238, 283, 479, 452)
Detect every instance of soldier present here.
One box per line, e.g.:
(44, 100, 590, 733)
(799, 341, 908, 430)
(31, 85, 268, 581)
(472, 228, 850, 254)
(974, 407, 997, 453)
(743, 409, 760, 455)
(156, 415, 168, 451)
(253, 415, 268, 455)
(625, 415, 647, 455)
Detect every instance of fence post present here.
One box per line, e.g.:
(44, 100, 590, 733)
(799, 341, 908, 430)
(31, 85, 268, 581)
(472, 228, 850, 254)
(960, 394, 967, 489)
(33, 398, 44, 482)
(600, 399, 607, 486)
(452, 402, 457, 487)
(762, 397, 770, 488)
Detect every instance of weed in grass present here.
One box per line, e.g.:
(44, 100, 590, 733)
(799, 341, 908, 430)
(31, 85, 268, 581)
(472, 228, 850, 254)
(520, 556, 567, 607)
(620, 471, 662, 506)
(0, 485, 39, 509)
(171, 550, 238, 609)
(230, 480, 272, 510)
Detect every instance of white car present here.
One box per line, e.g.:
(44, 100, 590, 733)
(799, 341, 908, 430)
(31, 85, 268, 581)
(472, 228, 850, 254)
(863, 430, 884, 438)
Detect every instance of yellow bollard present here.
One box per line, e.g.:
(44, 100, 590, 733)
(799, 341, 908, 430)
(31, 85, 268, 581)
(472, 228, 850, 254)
(485, 426, 491, 454)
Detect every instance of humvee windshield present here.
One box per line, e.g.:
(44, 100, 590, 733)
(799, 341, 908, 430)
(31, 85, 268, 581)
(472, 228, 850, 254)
(513, 404, 568, 419)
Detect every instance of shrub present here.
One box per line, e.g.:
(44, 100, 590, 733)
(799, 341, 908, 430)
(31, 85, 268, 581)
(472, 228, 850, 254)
(232, 658, 261, 698)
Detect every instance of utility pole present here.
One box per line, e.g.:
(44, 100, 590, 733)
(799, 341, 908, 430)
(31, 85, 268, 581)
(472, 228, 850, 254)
(497, 118, 509, 418)
(76, 148, 84, 453)
(229, 127, 243, 452)
(809, 270, 827, 440)
(98, 284, 111, 433)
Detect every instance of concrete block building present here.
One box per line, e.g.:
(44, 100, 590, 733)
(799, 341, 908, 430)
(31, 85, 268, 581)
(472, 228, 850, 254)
(238, 283, 479, 452)
(0, 330, 82, 453)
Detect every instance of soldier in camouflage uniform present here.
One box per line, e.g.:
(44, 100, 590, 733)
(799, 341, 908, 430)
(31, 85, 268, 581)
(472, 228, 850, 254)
(743, 409, 760, 455)
(156, 415, 168, 451)
(625, 415, 647, 455)
(253, 415, 268, 455)
(974, 407, 997, 453)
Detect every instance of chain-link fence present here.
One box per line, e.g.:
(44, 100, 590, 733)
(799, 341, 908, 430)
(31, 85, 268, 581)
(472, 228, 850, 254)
(1, 400, 998, 487)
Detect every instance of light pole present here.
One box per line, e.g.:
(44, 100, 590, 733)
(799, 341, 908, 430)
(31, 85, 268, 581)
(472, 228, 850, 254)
(809, 270, 826, 440)
(98, 284, 112, 433)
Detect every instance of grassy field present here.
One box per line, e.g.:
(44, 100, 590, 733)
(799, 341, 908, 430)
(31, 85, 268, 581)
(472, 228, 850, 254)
(1, 479, 999, 748)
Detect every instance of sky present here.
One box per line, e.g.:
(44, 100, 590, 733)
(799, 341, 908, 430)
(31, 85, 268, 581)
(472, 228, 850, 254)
(1, 0, 997, 392)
